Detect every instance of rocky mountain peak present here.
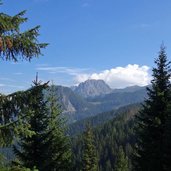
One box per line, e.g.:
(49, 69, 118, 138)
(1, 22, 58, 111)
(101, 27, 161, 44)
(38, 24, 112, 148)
(73, 79, 112, 97)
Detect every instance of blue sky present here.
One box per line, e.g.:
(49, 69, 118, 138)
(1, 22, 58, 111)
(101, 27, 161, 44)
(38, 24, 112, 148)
(1, 0, 171, 94)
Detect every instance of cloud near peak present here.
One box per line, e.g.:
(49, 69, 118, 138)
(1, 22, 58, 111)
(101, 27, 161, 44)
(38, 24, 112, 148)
(75, 64, 151, 88)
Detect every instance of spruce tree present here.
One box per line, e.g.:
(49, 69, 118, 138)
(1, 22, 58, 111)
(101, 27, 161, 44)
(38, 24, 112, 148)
(13, 76, 50, 171)
(0, 2, 47, 62)
(0, 89, 37, 146)
(133, 45, 171, 171)
(0, 0, 47, 146)
(115, 146, 129, 171)
(13, 81, 72, 171)
(82, 124, 98, 171)
(43, 85, 72, 171)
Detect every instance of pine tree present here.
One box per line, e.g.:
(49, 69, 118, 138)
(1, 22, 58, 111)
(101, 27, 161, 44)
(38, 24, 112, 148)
(13, 80, 72, 171)
(82, 124, 98, 171)
(0, 0, 47, 146)
(0, 89, 37, 146)
(0, 2, 47, 62)
(133, 45, 171, 171)
(43, 85, 72, 171)
(13, 76, 50, 171)
(114, 146, 129, 171)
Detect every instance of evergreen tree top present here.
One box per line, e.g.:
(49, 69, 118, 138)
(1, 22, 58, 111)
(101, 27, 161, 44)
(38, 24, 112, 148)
(0, 3, 48, 62)
(133, 45, 171, 171)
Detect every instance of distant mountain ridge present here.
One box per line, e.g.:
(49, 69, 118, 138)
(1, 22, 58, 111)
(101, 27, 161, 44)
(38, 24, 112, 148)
(49, 80, 147, 122)
(112, 85, 146, 93)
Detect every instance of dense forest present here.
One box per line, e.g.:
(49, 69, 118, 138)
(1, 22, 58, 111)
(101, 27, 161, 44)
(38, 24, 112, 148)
(71, 104, 140, 170)
(68, 103, 141, 136)
(1, 1, 171, 171)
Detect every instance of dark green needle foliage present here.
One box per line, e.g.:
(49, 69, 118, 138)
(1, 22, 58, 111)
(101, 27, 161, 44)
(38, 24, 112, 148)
(0, 2, 48, 62)
(163, 104, 171, 171)
(115, 146, 129, 171)
(13, 76, 50, 171)
(133, 45, 171, 171)
(13, 80, 72, 171)
(43, 85, 72, 171)
(0, 90, 36, 147)
(0, 0, 47, 146)
(72, 104, 140, 171)
(82, 124, 98, 171)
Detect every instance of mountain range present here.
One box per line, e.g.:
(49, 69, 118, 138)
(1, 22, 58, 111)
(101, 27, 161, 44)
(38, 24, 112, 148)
(51, 79, 147, 122)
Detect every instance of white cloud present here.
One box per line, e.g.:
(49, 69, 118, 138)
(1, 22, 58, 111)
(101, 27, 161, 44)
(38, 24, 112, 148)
(75, 64, 151, 88)
(36, 66, 90, 76)
(36, 64, 151, 89)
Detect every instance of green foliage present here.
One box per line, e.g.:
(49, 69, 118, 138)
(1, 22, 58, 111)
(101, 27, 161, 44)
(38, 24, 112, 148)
(0, 9, 48, 62)
(82, 124, 98, 171)
(163, 104, 171, 171)
(13, 81, 71, 171)
(43, 85, 72, 171)
(72, 104, 139, 171)
(0, 1, 48, 169)
(0, 153, 6, 169)
(13, 78, 50, 170)
(133, 45, 171, 171)
(68, 103, 141, 136)
(0, 90, 36, 147)
(8, 165, 38, 171)
(0, 154, 38, 171)
(0, 0, 47, 147)
(115, 146, 129, 171)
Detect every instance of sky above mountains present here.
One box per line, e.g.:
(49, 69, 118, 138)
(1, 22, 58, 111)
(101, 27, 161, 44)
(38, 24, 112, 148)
(1, 0, 171, 94)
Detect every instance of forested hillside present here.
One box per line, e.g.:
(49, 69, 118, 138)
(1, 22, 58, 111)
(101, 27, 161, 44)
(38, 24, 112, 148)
(68, 103, 141, 136)
(72, 103, 140, 170)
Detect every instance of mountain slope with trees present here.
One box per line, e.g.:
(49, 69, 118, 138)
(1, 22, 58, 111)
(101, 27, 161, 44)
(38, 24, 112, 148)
(68, 103, 141, 136)
(72, 102, 139, 171)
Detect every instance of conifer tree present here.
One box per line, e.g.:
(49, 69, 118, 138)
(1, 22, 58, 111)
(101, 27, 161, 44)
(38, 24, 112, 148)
(13, 76, 50, 171)
(13, 80, 72, 171)
(43, 85, 72, 171)
(0, 1, 47, 62)
(0, 0, 47, 146)
(82, 124, 98, 171)
(0, 89, 37, 146)
(133, 45, 171, 171)
(115, 146, 129, 171)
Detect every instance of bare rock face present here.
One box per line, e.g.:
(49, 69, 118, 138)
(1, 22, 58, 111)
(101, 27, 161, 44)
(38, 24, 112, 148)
(74, 79, 112, 98)
(49, 85, 90, 114)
